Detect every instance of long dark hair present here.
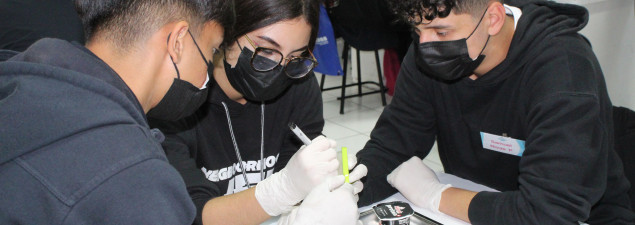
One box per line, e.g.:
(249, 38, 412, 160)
(224, 0, 320, 49)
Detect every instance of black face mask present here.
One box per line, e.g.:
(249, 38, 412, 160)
(224, 47, 293, 102)
(147, 31, 212, 121)
(414, 9, 490, 81)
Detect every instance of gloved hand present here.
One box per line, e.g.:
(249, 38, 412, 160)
(342, 153, 368, 201)
(255, 136, 339, 216)
(277, 176, 362, 225)
(387, 156, 451, 214)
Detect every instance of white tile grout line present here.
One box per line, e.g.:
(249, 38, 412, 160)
(323, 106, 381, 120)
(324, 99, 381, 110)
(323, 123, 362, 139)
(325, 117, 374, 138)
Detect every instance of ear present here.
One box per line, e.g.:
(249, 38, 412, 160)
(485, 2, 506, 36)
(167, 21, 190, 64)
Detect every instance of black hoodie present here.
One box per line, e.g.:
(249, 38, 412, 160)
(149, 73, 324, 225)
(0, 39, 195, 224)
(357, 1, 634, 224)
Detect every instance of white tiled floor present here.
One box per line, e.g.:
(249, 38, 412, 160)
(316, 48, 444, 172)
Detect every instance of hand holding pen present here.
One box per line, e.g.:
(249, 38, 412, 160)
(289, 122, 367, 185)
(255, 128, 339, 216)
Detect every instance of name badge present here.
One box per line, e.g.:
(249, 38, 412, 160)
(480, 132, 526, 156)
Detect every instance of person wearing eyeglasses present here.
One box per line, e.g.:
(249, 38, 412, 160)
(149, 0, 367, 225)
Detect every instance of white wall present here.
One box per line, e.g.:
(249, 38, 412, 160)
(560, 0, 635, 109)
(351, 0, 635, 108)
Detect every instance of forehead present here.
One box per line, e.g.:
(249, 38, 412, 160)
(413, 12, 476, 30)
(248, 17, 311, 50)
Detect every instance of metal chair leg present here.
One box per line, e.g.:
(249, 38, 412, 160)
(356, 48, 362, 96)
(375, 50, 387, 106)
(340, 42, 350, 114)
(320, 73, 326, 91)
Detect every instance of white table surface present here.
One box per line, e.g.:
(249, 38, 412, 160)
(261, 172, 498, 225)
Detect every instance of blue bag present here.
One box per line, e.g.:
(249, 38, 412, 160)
(312, 5, 343, 76)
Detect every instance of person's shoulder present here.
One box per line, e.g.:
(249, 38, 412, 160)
(520, 33, 602, 102)
(1, 63, 161, 205)
(0, 61, 148, 155)
(1, 60, 134, 104)
(0, 54, 147, 127)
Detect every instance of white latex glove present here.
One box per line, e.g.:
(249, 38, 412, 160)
(350, 165, 366, 200)
(387, 156, 451, 214)
(256, 136, 339, 216)
(341, 153, 368, 200)
(340, 155, 368, 201)
(277, 176, 362, 225)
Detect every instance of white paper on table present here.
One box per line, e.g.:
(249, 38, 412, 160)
(437, 172, 499, 193)
(263, 172, 499, 225)
(358, 172, 499, 225)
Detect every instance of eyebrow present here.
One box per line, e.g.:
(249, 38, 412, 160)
(257, 35, 308, 54)
(423, 24, 452, 30)
(257, 35, 280, 48)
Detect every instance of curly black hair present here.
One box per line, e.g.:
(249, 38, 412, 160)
(387, 0, 495, 24)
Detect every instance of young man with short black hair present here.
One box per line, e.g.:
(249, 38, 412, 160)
(357, 0, 635, 224)
(0, 0, 234, 224)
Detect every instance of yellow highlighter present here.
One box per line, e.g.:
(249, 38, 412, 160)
(342, 147, 349, 183)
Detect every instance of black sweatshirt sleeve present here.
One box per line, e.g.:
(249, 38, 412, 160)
(468, 38, 630, 224)
(356, 46, 437, 206)
(275, 72, 325, 172)
(149, 116, 221, 225)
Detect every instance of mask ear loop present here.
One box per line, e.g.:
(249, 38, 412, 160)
(167, 33, 181, 79)
(477, 36, 491, 56)
(187, 30, 210, 64)
(224, 39, 246, 62)
(468, 7, 491, 60)
(236, 39, 244, 52)
(466, 7, 490, 40)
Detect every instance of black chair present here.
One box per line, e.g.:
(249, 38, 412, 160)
(613, 106, 635, 211)
(319, 41, 387, 114)
(319, 0, 410, 114)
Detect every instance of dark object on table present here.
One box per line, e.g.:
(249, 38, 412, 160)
(359, 201, 443, 225)
(0, 0, 85, 52)
(360, 205, 442, 225)
(374, 201, 414, 225)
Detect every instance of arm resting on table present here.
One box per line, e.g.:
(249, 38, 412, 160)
(439, 188, 477, 223)
(202, 187, 270, 225)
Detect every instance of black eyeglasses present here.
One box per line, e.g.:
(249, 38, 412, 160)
(243, 35, 318, 79)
